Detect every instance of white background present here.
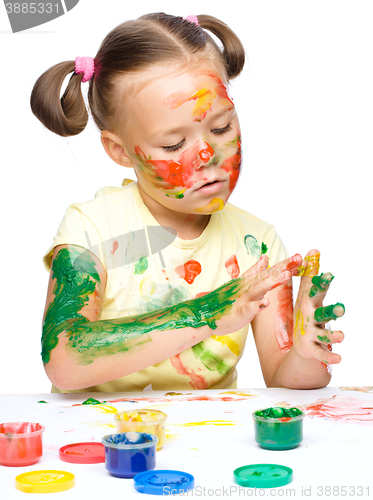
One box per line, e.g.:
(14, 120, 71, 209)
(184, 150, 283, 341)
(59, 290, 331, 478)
(0, 0, 371, 394)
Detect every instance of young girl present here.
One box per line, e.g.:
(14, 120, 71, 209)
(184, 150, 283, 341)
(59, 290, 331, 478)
(31, 12, 345, 393)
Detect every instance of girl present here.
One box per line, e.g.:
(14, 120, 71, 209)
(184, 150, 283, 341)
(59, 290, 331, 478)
(31, 13, 345, 393)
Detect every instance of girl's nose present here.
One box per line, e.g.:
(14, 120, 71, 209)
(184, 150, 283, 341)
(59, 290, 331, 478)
(197, 142, 215, 164)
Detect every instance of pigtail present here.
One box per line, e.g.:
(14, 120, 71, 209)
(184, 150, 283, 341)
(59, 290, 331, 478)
(197, 15, 245, 79)
(30, 61, 89, 137)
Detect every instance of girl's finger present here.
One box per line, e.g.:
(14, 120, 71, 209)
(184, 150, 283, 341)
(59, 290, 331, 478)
(308, 272, 334, 307)
(246, 269, 292, 300)
(316, 328, 344, 345)
(311, 342, 341, 365)
(241, 254, 269, 280)
(296, 249, 320, 277)
(314, 303, 345, 323)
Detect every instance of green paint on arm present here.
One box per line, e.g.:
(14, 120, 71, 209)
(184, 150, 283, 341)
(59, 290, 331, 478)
(309, 273, 334, 297)
(41, 247, 101, 364)
(317, 335, 331, 343)
(314, 302, 345, 323)
(134, 255, 148, 275)
(42, 248, 246, 366)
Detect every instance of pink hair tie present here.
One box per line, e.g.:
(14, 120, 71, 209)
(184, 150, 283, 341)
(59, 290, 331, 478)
(183, 15, 199, 26)
(75, 56, 95, 83)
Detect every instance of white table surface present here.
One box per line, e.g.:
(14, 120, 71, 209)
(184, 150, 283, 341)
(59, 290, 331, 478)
(1, 386, 372, 499)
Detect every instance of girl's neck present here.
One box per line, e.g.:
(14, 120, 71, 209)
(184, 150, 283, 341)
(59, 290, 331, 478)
(137, 183, 211, 240)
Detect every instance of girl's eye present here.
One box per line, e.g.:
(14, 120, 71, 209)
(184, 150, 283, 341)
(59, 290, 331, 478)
(211, 122, 232, 135)
(162, 139, 185, 153)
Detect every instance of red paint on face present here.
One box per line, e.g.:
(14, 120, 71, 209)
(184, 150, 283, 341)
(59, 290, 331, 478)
(225, 254, 240, 279)
(221, 136, 241, 192)
(175, 260, 202, 284)
(170, 353, 208, 390)
(275, 282, 294, 352)
(198, 143, 214, 162)
(135, 142, 214, 192)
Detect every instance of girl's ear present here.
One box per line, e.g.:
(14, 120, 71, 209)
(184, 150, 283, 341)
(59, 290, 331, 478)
(101, 131, 133, 168)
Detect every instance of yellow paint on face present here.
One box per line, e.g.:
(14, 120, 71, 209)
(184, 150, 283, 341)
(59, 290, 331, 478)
(294, 309, 306, 337)
(195, 198, 224, 214)
(297, 253, 320, 277)
(211, 335, 240, 356)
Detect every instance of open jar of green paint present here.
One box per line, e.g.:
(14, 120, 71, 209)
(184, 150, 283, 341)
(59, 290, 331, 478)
(252, 407, 304, 450)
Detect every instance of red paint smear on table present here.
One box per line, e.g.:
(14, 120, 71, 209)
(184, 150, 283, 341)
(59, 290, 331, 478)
(175, 260, 202, 284)
(275, 282, 294, 352)
(72, 395, 249, 406)
(170, 353, 208, 390)
(225, 254, 240, 279)
(304, 396, 373, 424)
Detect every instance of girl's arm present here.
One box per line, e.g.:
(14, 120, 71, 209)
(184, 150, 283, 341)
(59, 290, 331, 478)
(42, 244, 298, 391)
(251, 250, 345, 389)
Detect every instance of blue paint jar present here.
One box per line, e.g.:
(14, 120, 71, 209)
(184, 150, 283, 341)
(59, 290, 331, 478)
(102, 432, 158, 478)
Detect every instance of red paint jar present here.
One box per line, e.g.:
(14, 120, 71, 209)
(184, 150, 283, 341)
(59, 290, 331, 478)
(0, 422, 45, 466)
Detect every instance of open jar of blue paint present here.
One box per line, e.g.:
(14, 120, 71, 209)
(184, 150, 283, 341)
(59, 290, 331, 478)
(252, 407, 305, 450)
(102, 432, 158, 478)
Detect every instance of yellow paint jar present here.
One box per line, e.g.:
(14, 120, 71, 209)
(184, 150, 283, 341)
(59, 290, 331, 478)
(114, 410, 167, 451)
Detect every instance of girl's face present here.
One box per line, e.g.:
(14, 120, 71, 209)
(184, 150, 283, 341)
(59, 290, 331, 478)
(117, 67, 241, 216)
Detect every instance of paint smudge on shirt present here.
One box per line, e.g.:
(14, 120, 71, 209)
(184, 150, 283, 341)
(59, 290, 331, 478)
(192, 342, 231, 376)
(175, 260, 202, 284)
(170, 353, 208, 390)
(134, 255, 148, 275)
(225, 255, 240, 279)
(211, 334, 240, 356)
(244, 235, 261, 261)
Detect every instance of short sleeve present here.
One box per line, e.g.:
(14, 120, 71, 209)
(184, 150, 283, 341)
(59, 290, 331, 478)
(262, 224, 289, 267)
(42, 204, 105, 272)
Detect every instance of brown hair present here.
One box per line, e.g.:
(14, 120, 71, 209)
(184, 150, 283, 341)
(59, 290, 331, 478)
(30, 13, 245, 137)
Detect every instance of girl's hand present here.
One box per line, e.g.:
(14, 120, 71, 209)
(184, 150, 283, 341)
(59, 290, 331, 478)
(293, 249, 345, 366)
(216, 253, 304, 335)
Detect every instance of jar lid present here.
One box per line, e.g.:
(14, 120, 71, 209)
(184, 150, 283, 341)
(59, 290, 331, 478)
(15, 470, 75, 493)
(234, 464, 293, 488)
(59, 442, 105, 464)
(134, 470, 194, 495)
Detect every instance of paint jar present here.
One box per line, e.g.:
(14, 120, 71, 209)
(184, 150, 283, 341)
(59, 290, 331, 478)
(0, 422, 45, 466)
(115, 409, 167, 451)
(102, 432, 158, 478)
(252, 407, 304, 450)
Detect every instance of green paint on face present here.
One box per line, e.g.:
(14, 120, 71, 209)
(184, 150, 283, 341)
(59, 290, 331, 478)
(42, 248, 246, 365)
(314, 302, 345, 323)
(191, 342, 231, 376)
(309, 273, 334, 297)
(41, 247, 101, 364)
(254, 407, 303, 418)
(166, 192, 184, 199)
(134, 255, 148, 275)
(317, 335, 331, 343)
(261, 242, 268, 255)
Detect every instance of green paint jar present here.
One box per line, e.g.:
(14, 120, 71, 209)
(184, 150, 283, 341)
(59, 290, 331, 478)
(252, 407, 304, 450)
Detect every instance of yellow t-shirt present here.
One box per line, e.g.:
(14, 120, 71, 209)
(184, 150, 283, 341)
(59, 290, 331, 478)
(43, 181, 288, 392)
